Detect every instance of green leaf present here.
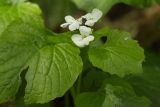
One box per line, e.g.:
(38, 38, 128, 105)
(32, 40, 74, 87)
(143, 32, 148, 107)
(72, 0, 160, 13)
(9, 0, 27, 4)
(0, 2, 44, 102)
(82, 69, 109, 92)
(127, 53, 160, 107)
(88, 28, 144, 77)
(0, 21, 45, 103)
(11, 98, 51, 107)
(0, 21, 82, 104)
(0, 2, 44, 35)
(0, 0, 8, 6)
(76, 78, 150, 107)
(25, 43, 82, 104)
(0, 0, 27, 5)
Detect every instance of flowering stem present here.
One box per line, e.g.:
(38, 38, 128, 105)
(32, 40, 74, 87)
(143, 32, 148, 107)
(64, 92, 70, 107)
(77, 73, 82, 94)
(70, 86, 76, 101)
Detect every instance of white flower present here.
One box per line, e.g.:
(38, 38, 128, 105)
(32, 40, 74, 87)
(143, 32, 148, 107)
(79, 26, 92, 36)
(82, 8, 103, 26)
(71, 34, 94, 47)
(60, 8, 102, 47)
(71, 26, 94, 47)
(60, 16, 81, 31)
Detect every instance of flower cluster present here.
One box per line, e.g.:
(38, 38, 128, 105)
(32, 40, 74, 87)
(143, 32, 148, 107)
(60, 8, 103, 47)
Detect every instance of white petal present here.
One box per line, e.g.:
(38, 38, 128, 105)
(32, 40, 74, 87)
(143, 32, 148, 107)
(87, 35, 95, 41)
(65, 15, 76, 23)
(82, 13, 92, 20)
(85, 20, 96, 26)
(79, 26, 92, 36)
(82, 35, 95, 45)
(71, 34, 82, 41)
(83, 40, 90, 45)
(91, 8, 103, 21)
(69, 22, 80, 31)
(71, 34, 85, 47)
(60, 23, 69, 28)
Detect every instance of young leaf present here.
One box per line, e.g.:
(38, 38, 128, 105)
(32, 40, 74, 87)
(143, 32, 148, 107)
(76, 78, 150, 107)
(0, 2, 44, 35)
(0, 21, 83, 104)
(72, 0, 160, 13)
(88, 28, 144, 77)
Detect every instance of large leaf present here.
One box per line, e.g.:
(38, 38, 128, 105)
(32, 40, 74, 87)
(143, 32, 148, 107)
(0, 2, 44, 35)
(72, 0, 160, 13)
(88, 28, 144, 77)
(0, 21, 82, 104)
(127, 53, 160, 107)
(76, 78, 150, 107)
(0, 21, 46, 103)
(10, 98, 51, 107)
(25, 43, 82, 103)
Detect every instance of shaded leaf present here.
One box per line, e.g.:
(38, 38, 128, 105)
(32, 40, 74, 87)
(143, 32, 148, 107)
(127, 53, 160, 107)
(30, 0, 77, 29)
(72, 0, 160, 13)
(76, 78, 150, 107)
(82, 69, 109, 91)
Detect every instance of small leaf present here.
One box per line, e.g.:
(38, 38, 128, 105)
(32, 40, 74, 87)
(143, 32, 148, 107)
(88, 28, 144, 77)
(76, 78, 150, 107)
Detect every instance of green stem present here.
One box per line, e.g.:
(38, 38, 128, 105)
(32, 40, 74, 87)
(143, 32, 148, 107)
(77, 74, 82, 94)
(64, 92, 70, 107)
(70, 86, 76, 107)
(70, 73, 83, 106)
(70, 86, 76, 100)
